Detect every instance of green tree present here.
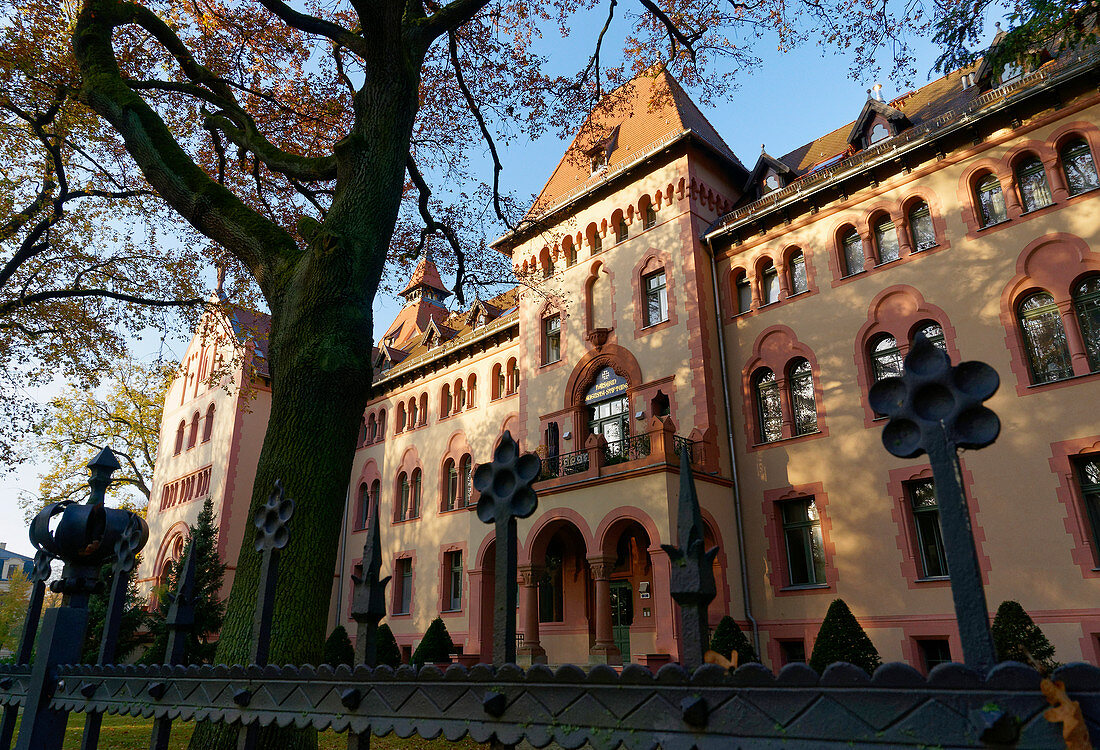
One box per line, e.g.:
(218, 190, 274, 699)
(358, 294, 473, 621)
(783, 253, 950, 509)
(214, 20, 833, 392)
(323, 625, 355, 668)
(709, 615, 757, 666)
(809, 599, 882, 676)
(141, 497, 227, 665)
(0, 567, 32, 652)
(411, 618, 455, 665)
(991, 600, 1058, 672)
(374, 623, 402, 669)
(22, 357, 171, 521)
(82, 561, 151, 663)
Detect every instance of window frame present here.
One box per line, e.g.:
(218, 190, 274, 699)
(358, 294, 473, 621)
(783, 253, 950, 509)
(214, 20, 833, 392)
(443, 550, 463, 612)
(1016, 156, 1054, 212)
(760, 262, 781, 305)
(643, 269, 668, 326)
(840, 228, 865, 277)
(873, 216, 901, 264)
(974, 173, 1009, 228)
(1073, 275, 1100, 373)
(780, 497, 827, 588)
(1018, 291, 1074, 383)
(643, 204, 657, 230)
(734, 271, 752, 315)
(907, 479, 949, 580)
(754, 368, 782, 444)
(1061, 138, 1100, 197)
(907, 201, 937, 252)
(788, 358, 818, 437)
(788, 250, 808, 295)
(394, 557, 414, 615)
(542, 314, 561, 365)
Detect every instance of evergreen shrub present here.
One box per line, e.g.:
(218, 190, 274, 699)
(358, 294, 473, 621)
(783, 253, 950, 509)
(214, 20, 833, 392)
(375, 623, 401, 668)
(411, 617, 454, 665)
(709, 615, 758, 665)
(991, 600, 1058, 671)
(324, 625, 355, 667)
(809, 599, 882, 676)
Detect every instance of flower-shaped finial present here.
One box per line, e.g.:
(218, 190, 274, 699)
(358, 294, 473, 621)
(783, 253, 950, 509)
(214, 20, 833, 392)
(474, 431, 540, 524)
(253, 479, 294, 552)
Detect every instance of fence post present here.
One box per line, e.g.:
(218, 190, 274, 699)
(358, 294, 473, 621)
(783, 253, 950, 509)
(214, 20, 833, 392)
(0, 551, 52, 750)
(347, 497, 389, 750)
(148, 539, 198, 750)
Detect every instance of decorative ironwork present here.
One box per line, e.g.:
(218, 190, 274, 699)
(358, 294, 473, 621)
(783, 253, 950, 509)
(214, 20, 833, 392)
(661, 443, 718, 670)
(350, 494, 390, 667)
(603, 433, 651, 464)
(539, 447, 589, 479)
(0, 550, 51, 748)
(148, 539, 198, 750)
(869, 333, 1000, 672)
(672, 435, 697, 464)
(473, 431, 540, 666)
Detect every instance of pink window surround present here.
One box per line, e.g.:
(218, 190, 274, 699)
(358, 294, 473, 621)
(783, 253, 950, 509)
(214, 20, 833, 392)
(722, 244, 821, 319)
(897, 617, 962, 673)
(392, 447, 423, 524)
(439, 431, 478, 513)
(390, 551, 416, 618)
(538, 298, 568, 373)
(1048, 435, 1100, 578)
(761, 482, 838, 596)
(885, 461, 990, 589)
(741, 326, 828, 449)
(999, 232, 1100, 394)
(438, 541, 468, 616)
(353, 459, 381, 532)
(853, 285, 961, 427)
(632, 250, 679, 337)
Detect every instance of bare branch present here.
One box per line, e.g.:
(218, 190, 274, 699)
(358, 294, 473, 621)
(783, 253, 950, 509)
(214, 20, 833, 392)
(255, 0, 368, 56)
(405, 153, 467, 305)
(638, 0, 702, 63)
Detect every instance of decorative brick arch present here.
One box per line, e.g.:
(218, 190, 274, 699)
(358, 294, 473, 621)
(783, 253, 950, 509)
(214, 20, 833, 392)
(957, 156, 1011, 235)
(521, 506, 595, 565)
(854, 285, 961, 426)
(899, 188, 951, 255)
(742, 325, 828, 448)
(564, 343, 643, 410)
(999, 232, 1100, 394)
(632, 247, 679, 337)
(392, 445, 423, 523)
(152, 521, 190, 584)
(439, 431, 475, 512)
(594, 506, 663, 558)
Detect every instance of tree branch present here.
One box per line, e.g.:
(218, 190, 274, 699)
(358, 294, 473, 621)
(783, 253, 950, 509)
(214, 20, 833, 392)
(255, 0, 369, 57)
(0, 288, 205, 317)
(638, 0, 702, 63)
(419, 0, 492, 42)
(405, 153, 467, 305)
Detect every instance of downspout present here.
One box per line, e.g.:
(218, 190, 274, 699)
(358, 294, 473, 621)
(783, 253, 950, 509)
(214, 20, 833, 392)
(704, 235, 760, 659)
(333, 486, 350, 634)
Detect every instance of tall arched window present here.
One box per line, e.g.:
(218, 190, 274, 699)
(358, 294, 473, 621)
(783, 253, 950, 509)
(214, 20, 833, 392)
(377, 409, 386, 440)
(1018, 292, 1073, 383)
(563, 236, 576, 266)
(396, 403, 406, 432)
(398, 472, 410, 520)
(174, 421, 186, 455)
(410, 469, 422, 518)
(908, 201, 937, 252)
(418, 393, 428, 425)
(975, 174, 1008, 227)
(760, 262, 780, 305)
(467, 374, 477, 406)
(754, 368, 782, 443)
(1016, 156, 1053, 212)
(460, 455, 473, 507)
(358, 483, 371, 529)
(735, 271, 752, 314)
(1061, 138, 1100, 196)
(187, 412, 200, 449)
(492, 363, 504, 399)
(788, 250, 808, 295)
(202, 403, 215, 442)
(788, 359, 817, 436)
(455, 380, 465, 411)
(408, 399, 418, 428)
(841, 229, 864, 276)
(1073, 276, 1100, 372)
(441, 385, 451, 417)
(368, 414, 378, 442)
(870, 335, 903, 382)
(508, 358, 519, 394)
(444, 459, 458, 511)
(873, 216, 900, 264)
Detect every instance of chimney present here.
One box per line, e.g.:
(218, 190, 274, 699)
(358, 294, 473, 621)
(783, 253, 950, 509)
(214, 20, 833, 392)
(873, 83, 884, 102)
(0, 543, 7, 550)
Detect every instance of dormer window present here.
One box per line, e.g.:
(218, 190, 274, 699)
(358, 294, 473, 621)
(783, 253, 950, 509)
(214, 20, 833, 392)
(590, 149, 609, 174)
(478, 314, 487, 327)
(868, 122, 890, 145)
(1001, 62, 1022, 85)
(763, 174, 780, 192)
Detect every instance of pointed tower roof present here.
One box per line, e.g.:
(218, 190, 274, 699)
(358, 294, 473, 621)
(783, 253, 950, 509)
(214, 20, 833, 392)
(525, 66, 744, 218)
(398, 250, 451, 301)
(380, 250, 452, 350)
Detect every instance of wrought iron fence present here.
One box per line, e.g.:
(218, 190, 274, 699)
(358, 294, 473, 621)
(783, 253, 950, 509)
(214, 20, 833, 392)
(603, 432, 651, 464)
(538, 447, 589, 479)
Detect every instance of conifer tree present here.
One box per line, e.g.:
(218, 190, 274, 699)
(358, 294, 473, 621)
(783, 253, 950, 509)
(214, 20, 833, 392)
(709, 615, 758, 665)
(324, 625, 355, 667)
(0, 568, 32, 652)
(82, 561, 151, 663)
(374, 623, 402, 669)
(142, 498, 227, 665)
(991, 600, 1058, 672)
(411, 618, 455, 665)
(809, 599, 882, 676)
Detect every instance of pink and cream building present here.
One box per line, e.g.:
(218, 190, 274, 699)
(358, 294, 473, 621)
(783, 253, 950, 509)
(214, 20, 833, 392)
(142, 49, 1100, 671)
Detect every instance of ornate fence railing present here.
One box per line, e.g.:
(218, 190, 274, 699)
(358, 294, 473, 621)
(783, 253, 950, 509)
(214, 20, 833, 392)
(539, 446, 590, 479)
(603, 432, 651, 464)
(1, 375, 1095, 749)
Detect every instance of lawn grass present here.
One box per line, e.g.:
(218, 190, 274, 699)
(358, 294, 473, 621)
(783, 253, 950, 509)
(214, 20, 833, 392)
(13, 712, 486, 749)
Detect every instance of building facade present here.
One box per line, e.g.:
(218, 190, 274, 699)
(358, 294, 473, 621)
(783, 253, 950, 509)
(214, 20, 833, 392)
(141, 48, 1100, 672)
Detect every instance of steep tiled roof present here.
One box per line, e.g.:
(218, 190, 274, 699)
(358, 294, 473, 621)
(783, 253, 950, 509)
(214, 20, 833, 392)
(399, 256, 450, 298)
(528, 67, 743, 216)
(226, 305, 272, 377)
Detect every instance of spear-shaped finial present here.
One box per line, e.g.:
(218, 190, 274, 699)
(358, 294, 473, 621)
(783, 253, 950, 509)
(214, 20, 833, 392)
(86, 447, 120, 506)
(351, 496, 390, 667)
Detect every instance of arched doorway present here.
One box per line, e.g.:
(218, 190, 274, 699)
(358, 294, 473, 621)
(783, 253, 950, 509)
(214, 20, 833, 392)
(521, 519, 591, 665)
(607, 523, 652, 659)
(474, 539, 495, 663)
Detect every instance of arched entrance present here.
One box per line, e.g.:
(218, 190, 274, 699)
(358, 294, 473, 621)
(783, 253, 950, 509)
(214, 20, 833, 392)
(520, 518, 592, 665)
(473, 539, 496, 663)
(606, 522, 652, 659)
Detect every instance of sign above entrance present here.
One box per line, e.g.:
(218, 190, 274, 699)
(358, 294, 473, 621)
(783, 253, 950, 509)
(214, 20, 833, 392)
(585, 367, 628, 405)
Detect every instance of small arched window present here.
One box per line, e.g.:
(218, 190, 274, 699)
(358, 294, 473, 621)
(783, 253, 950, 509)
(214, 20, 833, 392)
(377, 409, 386, 440)
(202, 403, 215, 442)
(456, 381, 465, 411)
(914, 320, 946, 351)
(564, 236, 577, 267)
(1062, 138, 1100, 196)
(410, 469, 422, 518)
(408, 399, 418, 428)
(1073, 275, 1100, 372)
(908, 201, 937, 252)
(788, 251, 808, 295)
(174, 421, 186, 455)
(492, 363, 505, 399)
(460, 455, 473, 507)
(467, 374, 477, 406)
(734, 271, 752, 314)
(418, 393, 428, 425)
(441, 384, 451, 418)
(508, 358, 519, 394)
(1016, 156, 1053, 212)
(590, 231, 602, 256)
(358, 483, 371, 529)
(1018, 292, 1073, 383)
(644, 203, 657, 230)
(368, 479, 380, 525)
(396, 403, 406, 432)
(368, 414, 378, 442)
(975, 173, 1008, 227)
(788, 359, 817, 436)
(873, 216, 900, 264)
(760, 262, 780, 305)
(444, 458, 458, 511)
(187, 412, 200, 449)
(398, 472, 410, 520)
(870, 335, 903, 382)
(754, 368, 782, 443)
(615, 214, 628, 243)
(841, 229, 864, 277)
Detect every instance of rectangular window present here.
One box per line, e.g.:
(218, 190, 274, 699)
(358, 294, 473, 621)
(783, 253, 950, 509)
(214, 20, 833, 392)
(1077, 458, 1100, 564)
(779, 639, 806, 665)
(542, 315, 561, 364)
(644, 271, 668, 326)
(908, 479, 948, 579)
(444, 551, 463, 611)
(395, 558, 413, 614)
(916, 639, 952, 672)
(781, 498, 826, 586)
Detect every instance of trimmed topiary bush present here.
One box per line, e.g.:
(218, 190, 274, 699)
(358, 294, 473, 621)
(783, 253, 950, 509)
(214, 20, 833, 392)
(809, 599, 882, 676)
(411, 617, 455, 665)
(374, 623, 402, 668)
(324, 625, 355, 667)
(709, 615, 758, 665)
(992, 600, 1058, 672)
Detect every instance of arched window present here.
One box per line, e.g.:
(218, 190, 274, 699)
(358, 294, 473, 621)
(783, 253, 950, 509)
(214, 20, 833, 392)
(396, 403, 406, 432)
(788, 250, 808, 295)
(357, 483, 371, 529)
(841, 229, 864, 276)
(615, 214, 628, 243)
(368, 414, 378, 442)
(444, 459, 458, 511)
(174, 421, 186, 455)
(1017, 156, 1053, 212)
(908, 201, 937, 252)
(644, 203, 657, 230)
(873, 216, 900, 264)
(754, 368, 782, 443)
(367, 480, 379, 526)
(360, 419, 369, 446)
(1018, 292, 1073, 383)
(377, 409, 386, 440)
(419, 393, 427, 425)
(492, 363, 505, 399)
(563, 236, 577, 266)
(398, 472, 410, 520)
(760, 262, 780, 305)
(410, 469, 422, 517)
(975, 173, 1008, 227)
(788, 359, 817, 436)
(590, 231, 602, 256)
(456, 380, 466, 411)
(1061, 138, 1100, 196)
(870, 335, 903, 382)
(1073, 275, 1100, 372)
(507, 358, 519, 394)
(914, 320, 946, 351)
(408, 399, 418, 429)
(734, 271, 752, 314)
(187, 412, 200, 449)
(202, 403, 215, 442)
(441, 384, 451, 418)
(460, 455, 473, 507)
(467, 374, 477, 406)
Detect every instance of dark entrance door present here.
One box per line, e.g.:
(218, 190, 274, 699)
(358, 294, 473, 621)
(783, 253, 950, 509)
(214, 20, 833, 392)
(609, 581, 633, 660)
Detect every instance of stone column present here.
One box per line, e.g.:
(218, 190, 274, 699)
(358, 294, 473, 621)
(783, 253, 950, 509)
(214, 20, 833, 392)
(895, 216, 914, 258)
(516, 565, 546, 666)
(1061, 303, 1092, 376)
(1047, 157, 1070, 202)
(1004, 175, 1023, 219)
(588, 555, 621, 664)
(862, 235, 877, 271)
(777, 376, 794, 439)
